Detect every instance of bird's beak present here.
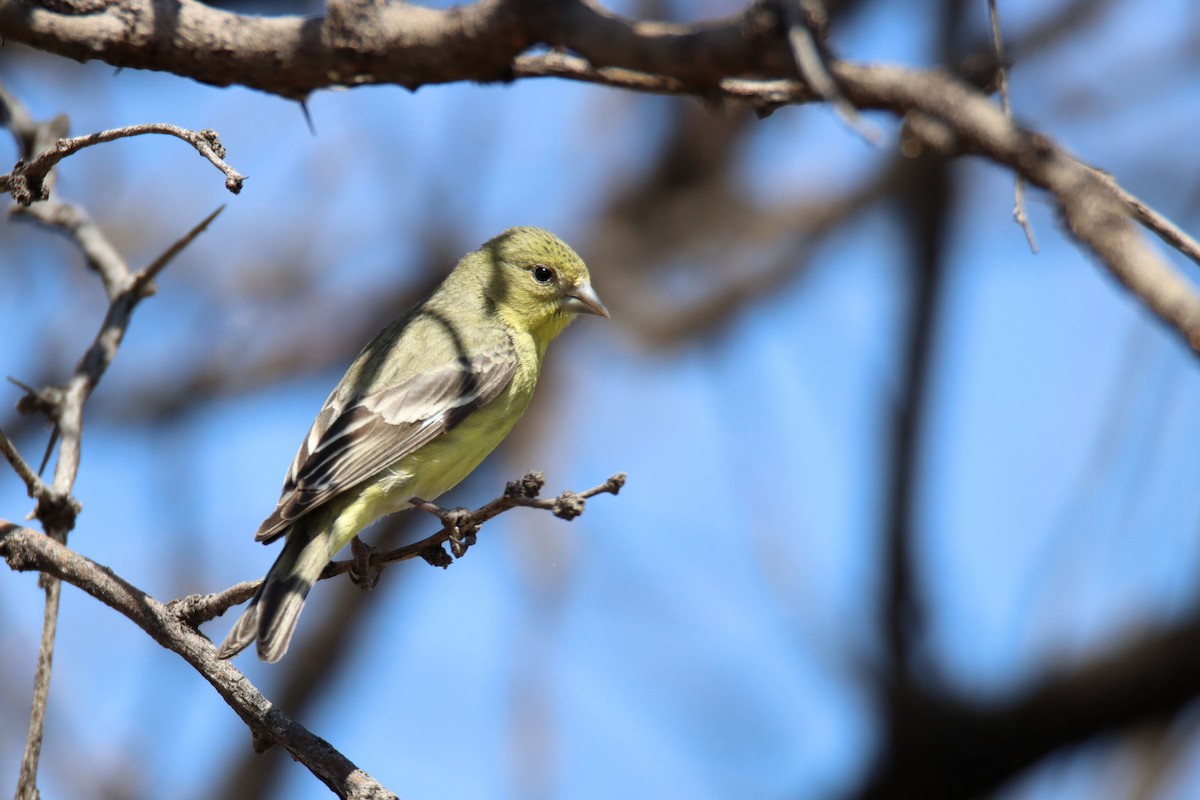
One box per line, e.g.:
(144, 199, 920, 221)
(561, 281, 610, 318)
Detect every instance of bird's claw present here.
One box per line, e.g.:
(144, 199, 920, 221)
(443, 508, 479, 557)
(348, 535, 384, 590)
(411, 497, 482, 560)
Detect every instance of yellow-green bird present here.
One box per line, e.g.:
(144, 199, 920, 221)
(217, 227, 607, 662)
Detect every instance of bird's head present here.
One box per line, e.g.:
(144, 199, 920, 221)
(477, 227, 608, 346)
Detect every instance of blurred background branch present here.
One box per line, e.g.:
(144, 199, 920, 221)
(4, 1, 1200, 800)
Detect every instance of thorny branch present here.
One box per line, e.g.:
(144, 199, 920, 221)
(515, 53, 1200, 352)
(1, 471, 624, 795)
(1, 88, 239, 800)
(0, 522, 399, 800)
(3, 3, 1200, 798)
(0, 81, 623, 797)
(3, 1, 1198, 354)
(11, 204, 225, 516)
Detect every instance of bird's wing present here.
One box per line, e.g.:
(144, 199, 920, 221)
(254, 334, 518, 543)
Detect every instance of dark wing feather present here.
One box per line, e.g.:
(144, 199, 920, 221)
(254, 336, 517, 543)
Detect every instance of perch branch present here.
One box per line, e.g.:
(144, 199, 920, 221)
(173, 473, 627, 625)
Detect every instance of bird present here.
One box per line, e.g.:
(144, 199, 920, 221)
(216, 227, 607, 662)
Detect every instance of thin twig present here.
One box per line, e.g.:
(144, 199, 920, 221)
(0, 427, 48, 502)
(5, 374, 62, 480)
(1102, 175, 1200, 272)
(782, 0, 882, 144)
(324, 472, 626, 579)
(35, 206, 226, 504)
(15, 576, 61, 800)
(167, 472, 627, 623)
(987, 0, 1037, 251)
(133, 205, 226, 296)
(516, 49, 1190, 297)
(170, 581, 261, 629)
(1012, 176, 1037, 251)
(3, 123, 245, 205)
(514, 52, 701, 98)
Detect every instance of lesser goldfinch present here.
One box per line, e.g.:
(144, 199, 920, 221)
(217, 227, 607, 662)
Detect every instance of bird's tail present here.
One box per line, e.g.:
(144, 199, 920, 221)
(216, 517, 332, 662)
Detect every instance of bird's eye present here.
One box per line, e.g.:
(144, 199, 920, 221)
(532, 265, 555, 284)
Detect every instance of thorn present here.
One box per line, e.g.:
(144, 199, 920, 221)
(783, 0, 883, 146)
(37, 426, 58, 477)
(298, 99, 317, 136)
(7, 375, 37, 394)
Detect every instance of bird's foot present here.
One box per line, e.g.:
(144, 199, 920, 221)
(348, 535, 385, 589)
(410, 497, 481, 558)
(442, 508, 480, 557)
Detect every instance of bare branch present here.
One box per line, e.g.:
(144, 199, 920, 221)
(170, 581, 261, 630)
(133, 205, 226, 297)
(8, 205, 224, 515)
(1011, 175, 1037, 251)
(14, 573, 61, 800)
(3, 4, 1195, 363)
(822, 63, 1200, 354)
(782, 0, 882, 143)
(524, 46, 1200, 348)
(2, 92, 230, 800)
(340, 471, 624, 575)
(0, 0, 795, 100)
(0, 469, 625, 796)
(514, 52, 710, 99)
(0, 426, 49, 504)
(986, 0, 1037, 251)
(4, 205, 223, 798)
(1101, 175, 1200, 272)
(175, 472, 627, 628)
(0, 522, 399, 800)
(2, 96, 87, 800)
(3, 123, 245, 206)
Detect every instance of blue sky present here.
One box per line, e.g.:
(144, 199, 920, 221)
(4, 1, 1200, 799)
